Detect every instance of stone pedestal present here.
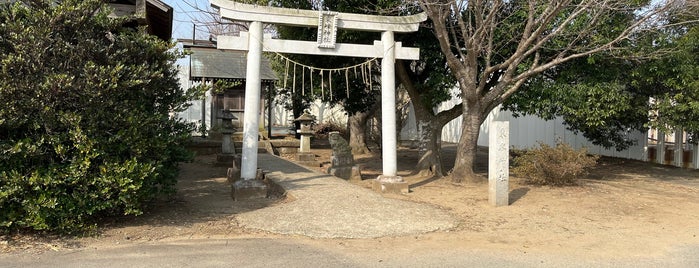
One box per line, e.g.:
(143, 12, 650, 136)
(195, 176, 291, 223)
(297, 152, 315, 161)
(296, 132, 317, 166)
(372, 175, 408, 194)
(296, 152, 319, 167)
(300, 134, 312, 153)
(230, 156, 267, 200)
(216, 152, 238, 167)
(488, 121, 509, 207)
(327, 163, 361, 180)
(326, 152, 361, 180)
(232, 179, 268, 200)
(222, 131, 235, 154)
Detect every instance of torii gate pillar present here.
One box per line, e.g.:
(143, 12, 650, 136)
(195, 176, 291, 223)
(372, 31, 409, 194)
(232, 20, 268, 200)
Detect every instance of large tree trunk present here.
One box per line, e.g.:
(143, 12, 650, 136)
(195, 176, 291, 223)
(396, 60, 461, 178)
(414, 117, 445, 177)
(348, 111, 371, 154)
(449, 103, 483, 183)
(411, 92, 446, 177)
(395, 86, 411, 147)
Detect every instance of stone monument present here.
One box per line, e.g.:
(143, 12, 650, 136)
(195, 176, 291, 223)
(326, 132, 361, 180)
(488, 121, 509, 207)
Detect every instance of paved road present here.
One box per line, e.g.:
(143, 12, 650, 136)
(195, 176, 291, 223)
(1, 238, 697, 268)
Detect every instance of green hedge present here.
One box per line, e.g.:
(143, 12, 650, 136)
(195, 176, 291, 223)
(0, 0, 195, 234)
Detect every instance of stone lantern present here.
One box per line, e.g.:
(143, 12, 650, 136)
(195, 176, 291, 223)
(217, 109, 238, 165)
(220, 109, 237, 133)
(293, 113, 318, 165)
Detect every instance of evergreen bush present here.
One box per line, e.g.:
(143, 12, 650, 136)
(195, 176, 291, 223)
(0, 0, 195, 233)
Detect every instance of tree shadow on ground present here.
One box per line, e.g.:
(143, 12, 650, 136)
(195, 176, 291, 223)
(409, 175, 442, 189)
(588, 156, 699, 183)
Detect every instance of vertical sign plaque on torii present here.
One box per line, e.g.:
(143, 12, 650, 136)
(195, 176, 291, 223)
(317, 11, 338, 48)
(211, 0, 426, 196)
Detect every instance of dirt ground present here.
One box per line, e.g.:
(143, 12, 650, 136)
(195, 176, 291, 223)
(2, 140, 699, 260)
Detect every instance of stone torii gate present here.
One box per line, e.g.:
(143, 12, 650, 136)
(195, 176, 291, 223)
(211, 0, 426, 197)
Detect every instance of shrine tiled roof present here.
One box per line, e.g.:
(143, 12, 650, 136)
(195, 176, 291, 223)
(187, 46, 277, 82)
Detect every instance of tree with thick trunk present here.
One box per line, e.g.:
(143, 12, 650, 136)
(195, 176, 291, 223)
(348, 109, 375, 154)
(396, 61, 461, 177)
(418, 0, 696, 183)
(391, 20, 463, 178)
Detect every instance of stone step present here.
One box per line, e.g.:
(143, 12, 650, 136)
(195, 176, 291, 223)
(233, 141, 272, 154)
(233, 140, 303, 155)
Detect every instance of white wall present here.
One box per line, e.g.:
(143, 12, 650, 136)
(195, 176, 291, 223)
(175, 65, 212, 135)
(269, 100, 348, 127)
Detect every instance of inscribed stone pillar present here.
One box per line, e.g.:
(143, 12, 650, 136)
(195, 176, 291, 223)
(488, 121, 509, 207)
(693, 143, 699, 169)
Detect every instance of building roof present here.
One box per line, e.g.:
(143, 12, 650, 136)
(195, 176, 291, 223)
(108, 0, 173, 41)
(187, 46, 278, 83)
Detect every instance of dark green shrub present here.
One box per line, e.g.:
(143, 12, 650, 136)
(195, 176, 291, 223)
(0, 0, 195, 234)
(512, 142, 599, 186)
